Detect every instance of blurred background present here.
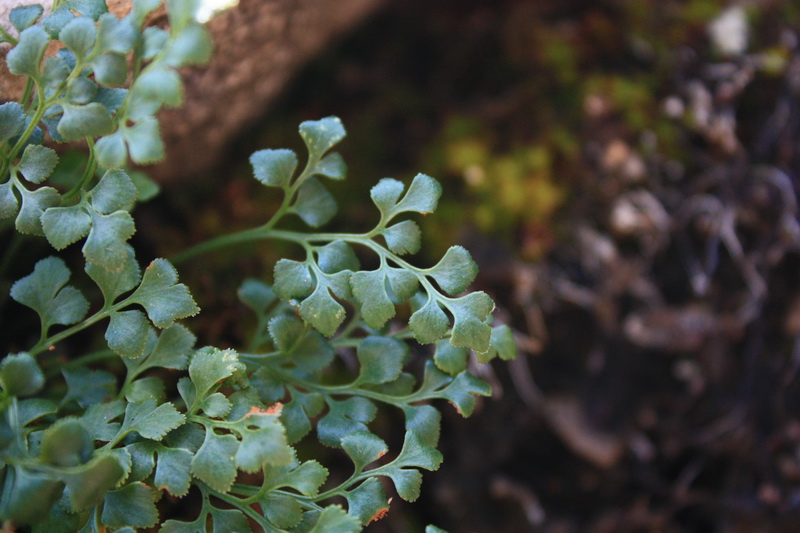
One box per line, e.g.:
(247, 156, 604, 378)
(141, 0, 800, 531)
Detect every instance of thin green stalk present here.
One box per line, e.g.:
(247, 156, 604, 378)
(29, 303, 120, 357)
(0, 26, 16, 46)
(63, 138, 97, 201)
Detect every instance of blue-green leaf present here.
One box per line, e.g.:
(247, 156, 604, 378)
(317, 397, 376, 448)
(0, 182, 19, 219)
(66, 76, 97, 104)
(91, 169, 138, 213)
(263, 493, 303, 529)
(351, 270, 395, 329)
(199, 392, 231, 418)
(81, 400, 125, 441)
(409, 298, 449, 344)
(0, 353, 44, 397)
(7, 25, 49, 76)
(93, 51, 129, 86)
(95, 132, 128, 169)
(356, 336, 406, 385)
(380, 431, 443, 502)
(188, 347, 242, 399)
(164, 24, 212, 67)
(280, 389, 324, 443)
(387, 268, 419, 301)
(64, 453, 125, 511)
(59, 17, 97, 58)
(57, 103, 114, 140)
(0, 102, 26, 142)
(313, 151, 347, 180)
(129, 259, 199, 328)
(101, 482, 158, 529)
(433, 340, 468, 376)
(299, 116, 346, 158)
(299, 284, 346, 337)
(250, 148, 297, 187)
(18, 144, 59, 184)
(124, 116, 165, 164)
(438, 372, 491, 417)
(10, 5, 44, 32)
(231, 408, 293, 472)
(62, 367, 117, 408)
(132, 0, 162, 27)
(121, 399, 184, 441)
(268, 314, 335, 372)
(2, 467, 63, 526)
(317, 240, 359, 273)
(345, 477, 390, 526)
(191, 427, 239, 492)
(428, 245, 478, 296)
(210, 507, 250, 533)
(133, 65, 183, 107)
(263, 459, 328, 497)
(403, 405, 441, 448)
(41, 205, 92, 249)
(141, 26, 168, 58)
(370, 178, 404, 216)
(370, 174, 441, 219)
(238, 278, 277, 314)
(97, 13, 137, 53)
(137, 324, 196, 372)
(306, 505, 361, 533)
(392, 173, 441, 215)
(478, 324, 518, 364)
(85, 245, 140, 302)
(10, 256, 89, 328)
(83, 210, 136, 270)
(154, 446, 193, 496)
(126, 376, 166, 403)
(445, 291, 494, 352)
(16, 186, 60, 235)
(294, 178, 336, 227)
(40, 418, 92, 467)
(66, 0, 108, 19)
(341, 431, 387, 471)
(41, 7, 74, 38)
(383, 219, 421, 255)
(42, 55, 70, 87)
(273, 259, 314, 299)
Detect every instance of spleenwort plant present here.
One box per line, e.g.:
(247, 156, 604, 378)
(0, 1, 516, 531)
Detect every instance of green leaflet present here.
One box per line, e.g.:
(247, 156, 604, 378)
(118, 399, 185, 441)
(7, 26, 49, 77)
(1, 467, 63, 526)
(58, 103, 114, 140)
(154, 446, 193, 496)
(62, 367, 117, 408)
(18, 144, 58, 184)
(188, 347, 243, 400)
(355, 336, 407, 385)
(10, 257, 89, 332)
(128, 259, 199, 328)
(299, 116, 346, 157)
(101, 482, 159, 529)
(345, 477, 390, 526)
(0, 353, 44, 397)
(190, 428, 238, 492)
(250, 148, 298, 187)
(0, 102, 25, 142)
(10, 5, 44, 32)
